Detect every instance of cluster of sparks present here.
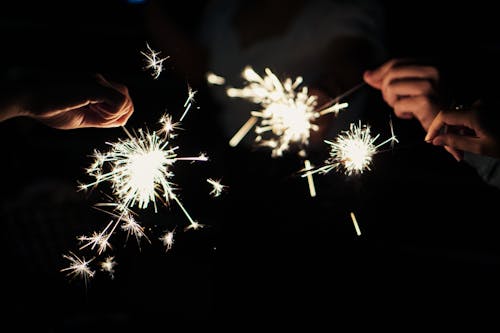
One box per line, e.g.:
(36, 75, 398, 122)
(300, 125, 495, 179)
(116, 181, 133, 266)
(306, 120, 398, 176)
(62, 85, 226, 282)
(224, 66, 348, 157)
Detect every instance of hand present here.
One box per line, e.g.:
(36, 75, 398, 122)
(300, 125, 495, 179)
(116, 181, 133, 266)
(425, 102, 500, 161)
(17, 73, 134, 130)
(363, 59, 440, 131)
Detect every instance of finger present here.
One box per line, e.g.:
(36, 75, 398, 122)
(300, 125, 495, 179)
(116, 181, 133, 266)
(393, 95, 438, 130)
(444, 145, 464, 162)
(381, 65, 438, 93)
(109, 108, 134, 127)
(363, 59, 400, 89)
(432, 133, 482, 155)
(382, 79, 433, 107)
(425, 109, 477, 142)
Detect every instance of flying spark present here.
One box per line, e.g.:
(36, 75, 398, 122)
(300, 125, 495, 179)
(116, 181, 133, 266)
(141, 42, 169, 79)
(120, 214, 150, 248)
(180, 85, 197, 122)
(207, 178, 227, 197)
(159, 229, 175, 252)
(100, 256, 117, 279)
(60, 251, 95, 284)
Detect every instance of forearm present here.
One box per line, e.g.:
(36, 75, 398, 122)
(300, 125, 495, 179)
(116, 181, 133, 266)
(0, 85, 28, 122)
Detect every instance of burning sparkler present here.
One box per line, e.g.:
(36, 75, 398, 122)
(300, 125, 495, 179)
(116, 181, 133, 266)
(141, 42, 169, 79)
(76, 92, 209, 268)
(305, 121, 398, 176)
(225, 66, 349, 157)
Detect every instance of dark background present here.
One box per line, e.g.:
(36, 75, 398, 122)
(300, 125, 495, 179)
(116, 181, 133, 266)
(1, 0, 500, 330)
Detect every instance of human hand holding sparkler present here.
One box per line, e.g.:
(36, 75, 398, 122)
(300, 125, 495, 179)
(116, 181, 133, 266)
(0, 73, 134, 129)
(364, 59, 441, 131)
(425, 100, 500, 161)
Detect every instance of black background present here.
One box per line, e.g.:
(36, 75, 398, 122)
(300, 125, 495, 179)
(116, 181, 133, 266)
(1, 1, 500, 330)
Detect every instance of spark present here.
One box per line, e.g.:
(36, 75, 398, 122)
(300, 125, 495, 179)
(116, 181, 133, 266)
(78, 228, 113, 255)
(350, 212, 362, 236)
(100, 256, 117, 279)
(306, 121, 398, 176)
(159, 114, 182, 138)
(159, 229, 175, 252)
(60, 251, 95, 284)
(184, 221, 204, 232)
(389, 115, 399, 149)
(179, 85, 197, 122)
(207, 178, 227, 197)
(120, 214, 150, 248)
(225, 66, 349, 157)
(206, 72, 226, 85)
(141, 42, 169, 79)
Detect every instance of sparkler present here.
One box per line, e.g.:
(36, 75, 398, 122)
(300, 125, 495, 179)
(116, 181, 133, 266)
(141, 42, 169, 79)
(80, 116, 207, 224)
(305, 121, 398, 176)
(225, 66, 349, 157)
(73, 92, 209, 279)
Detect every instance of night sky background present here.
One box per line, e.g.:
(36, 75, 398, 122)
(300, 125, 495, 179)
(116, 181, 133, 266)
(1, 0, 500, 330)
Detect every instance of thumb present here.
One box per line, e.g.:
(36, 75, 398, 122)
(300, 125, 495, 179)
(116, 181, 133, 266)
(363, 70, 382, 89)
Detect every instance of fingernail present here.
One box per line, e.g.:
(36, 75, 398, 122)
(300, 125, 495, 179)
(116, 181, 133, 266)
(433, 137, 444, 146)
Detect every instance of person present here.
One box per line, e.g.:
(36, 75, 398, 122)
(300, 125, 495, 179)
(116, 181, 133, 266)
(0, 73, 134, 130)
(363, 58, 500, 188)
